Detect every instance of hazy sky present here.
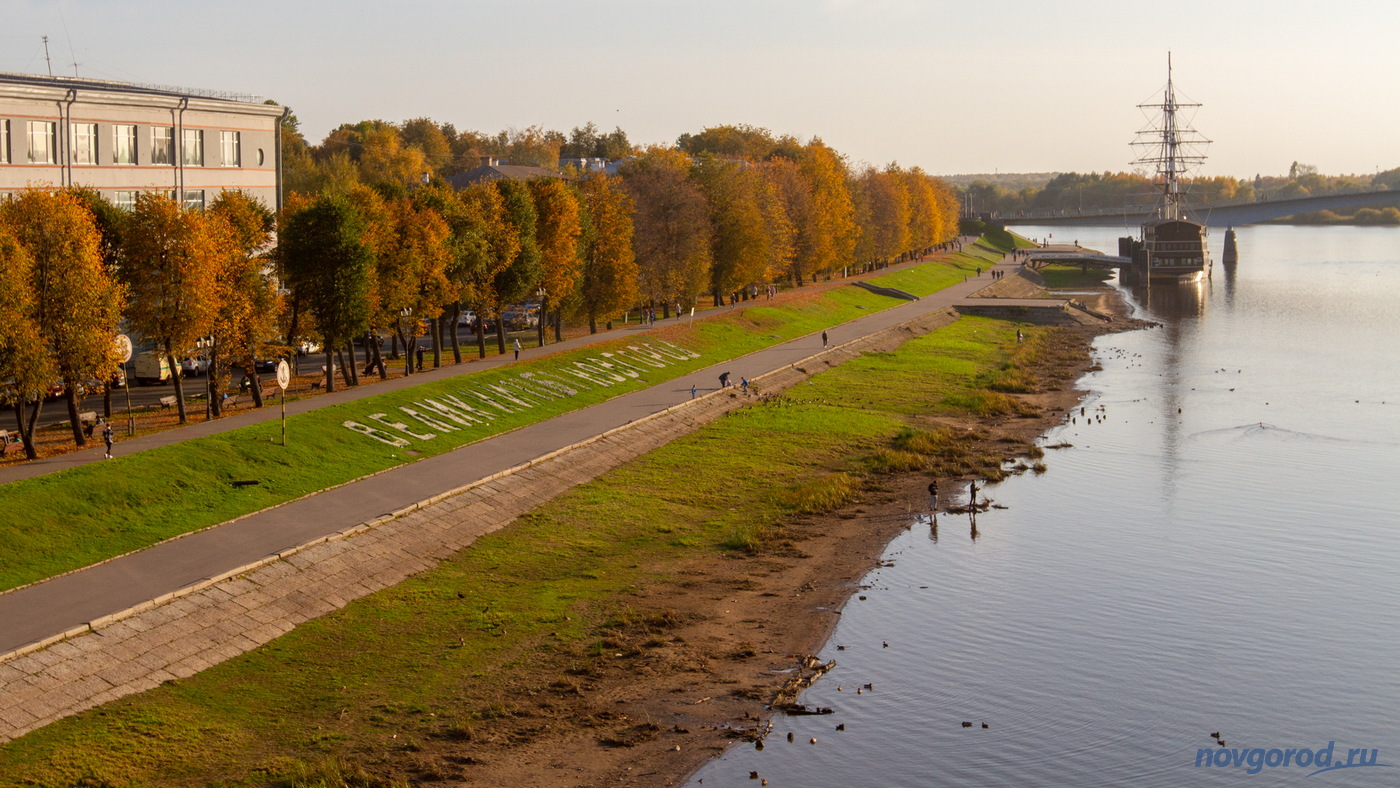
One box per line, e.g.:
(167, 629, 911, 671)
(5, 1, 1396, 178)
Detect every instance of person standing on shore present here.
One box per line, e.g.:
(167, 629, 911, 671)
(968, 479, 978, 509)
(928, 479, 938, 511)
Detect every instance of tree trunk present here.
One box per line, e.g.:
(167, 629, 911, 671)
(346, 342, 360, 386)
(249, 368, 265, 408)
(167, 351, 189, 424)
(398, 330, 415, 376)
(14, 400, 42, 460)
(495, 315, 507, 356)
(432, 316, 443, 369)
(371, 337, 387, 379)
(209, 350, 222, 418)
(390, 332, 400, 359)
(324, 348, 336, 393)
(103, 384, 113, 419)
(338, 348, 353, 387)
(449, 305, 462, 364)
(62, 383, 86, 447)
(476, 316, 488, 359)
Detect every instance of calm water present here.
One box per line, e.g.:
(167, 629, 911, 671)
(687, 225, 1400, 787)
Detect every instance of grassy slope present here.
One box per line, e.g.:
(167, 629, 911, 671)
(0, 257, 995, 592)
(0, 314, 1035, 788)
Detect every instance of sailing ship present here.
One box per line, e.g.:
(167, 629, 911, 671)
(1125, 54, 1212, 282)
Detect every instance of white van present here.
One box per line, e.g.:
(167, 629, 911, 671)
(133, 352, 173, 385)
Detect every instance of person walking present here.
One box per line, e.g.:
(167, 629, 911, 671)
(740, 377, 749, 394)
(719, 371, 731, 388)
(513, 338, 521, 361)
(928, 479, 938, 511)
(102, 421, 115, 459)
(822, 330, 829, 348)
(690, 384, 697, 399)
(415, 346, 425, 372)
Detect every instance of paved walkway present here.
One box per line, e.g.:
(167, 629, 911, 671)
(0, 241, 1023, 659)
(0, 306, 961, 743)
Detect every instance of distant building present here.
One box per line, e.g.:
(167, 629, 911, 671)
(0, 72, 289, 209)
(446, 156, 569, 189)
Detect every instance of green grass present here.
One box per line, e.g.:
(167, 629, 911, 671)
(0, 315, 1044, 787)
(1036, 263, 1114, 289)
(868, 249, 991, 296)
(0, 268, 953, 593)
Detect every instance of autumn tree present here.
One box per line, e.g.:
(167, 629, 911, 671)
(492, 179, 543, 353)
(691, 155, 791, 305)
(853, 167, 911, 268)
(528, 178, 583, 343)
(620, 148, 713, 317)
(120, 194, 224, 424)
(457, 183, 518, 359)
(798, 141, 857, 280)
(575, 174, 637, 333)
(279, 194, 373, 393)
(2, 190, 125, 446)
(208, 191, 282, 409)
(0, 224, 54, 459)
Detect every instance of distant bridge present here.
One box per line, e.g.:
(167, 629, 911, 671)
(997, 189, 1400, 228)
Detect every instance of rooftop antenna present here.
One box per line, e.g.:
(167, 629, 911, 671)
(42, 35, 53, 77)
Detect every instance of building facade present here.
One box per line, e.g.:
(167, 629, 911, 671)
(0, 72, 288, 210)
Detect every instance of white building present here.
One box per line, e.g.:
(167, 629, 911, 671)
(0, 72, 288, 210)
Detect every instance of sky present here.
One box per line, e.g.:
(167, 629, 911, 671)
(4, 0, 1397, 179)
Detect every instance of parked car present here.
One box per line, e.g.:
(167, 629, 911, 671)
(180, 356, 209, 377)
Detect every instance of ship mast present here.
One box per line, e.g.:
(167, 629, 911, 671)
(1132, 53, 1209, 221)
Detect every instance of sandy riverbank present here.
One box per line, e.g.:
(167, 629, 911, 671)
(427, 278, 1146, 788)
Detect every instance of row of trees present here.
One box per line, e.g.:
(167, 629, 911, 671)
(3, 122, 959, 458)
(1, 189, 279, 458)
(958, 165, 1400, 218)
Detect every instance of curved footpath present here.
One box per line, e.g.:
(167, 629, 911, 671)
(0, 243, 1052, 742)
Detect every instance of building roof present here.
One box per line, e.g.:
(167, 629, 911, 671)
(447, 163, 569, 188)
(0, 72, 283, 116)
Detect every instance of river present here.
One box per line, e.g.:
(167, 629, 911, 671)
(685, 224, 1400, 787)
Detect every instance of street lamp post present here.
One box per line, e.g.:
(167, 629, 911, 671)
(197, 336, 214, 420)
(535, 287, 547, 348)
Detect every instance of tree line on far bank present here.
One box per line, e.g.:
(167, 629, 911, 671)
(1, 122, 959, 460)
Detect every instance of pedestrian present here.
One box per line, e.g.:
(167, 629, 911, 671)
(1016, 329, 1023, 344)
(741, 377, 749, 394)
(690, 384, 697, 399)
(719, 371, 731, 388)
(822, 330, 829, 348)
(102, 421, 115, 459)
(513, 338, 521, 360)
(976, 267, 981, 276)
(968, 479, 978, 508)
(928, 479, 938, 511)
(415, 346, 425, 371)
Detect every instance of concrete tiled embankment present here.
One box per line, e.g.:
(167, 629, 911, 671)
(0, 308, 957, 743)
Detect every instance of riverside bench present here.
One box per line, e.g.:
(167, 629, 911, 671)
(1, 441, 22, 456)
(159, 395, 177, 409)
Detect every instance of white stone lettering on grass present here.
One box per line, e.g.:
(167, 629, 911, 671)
(622, 346, 669, 368)
(367, 413, 436, 441)
(484, 383, 537, 409)
(419, 398, 490, 427)
(342, 421, 412, 448)
(440, 394, 499, 421)
(464, 389, 518, 414)
(653, 340, 701, 360)
(600, 352, 647, 377)
(399, 406, 460, 433)
(565, 362, 616, 387)
(498, 377, 557, 402)
(520, 372, 582, 397)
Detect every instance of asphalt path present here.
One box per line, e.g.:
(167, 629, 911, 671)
(0, 243, 1011, 654)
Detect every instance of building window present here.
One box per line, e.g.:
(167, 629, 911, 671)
(114, 190, 138, 210)
(182, 129, 203, 166)
(113, 125, 137, 165)
(28, 121, 56, 164)
(151, 127, 173, 165)
(72, 123, 97, 165)
(182, 190, 205, 210)
(0, 120, 9, 164)
(220, 130, 241, 167)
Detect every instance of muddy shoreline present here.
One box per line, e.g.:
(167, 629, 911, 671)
(437, 282, 1146, 788)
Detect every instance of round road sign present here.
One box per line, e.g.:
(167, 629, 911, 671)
(276, 359, 291, 390)
(114, 334, 134, 364)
